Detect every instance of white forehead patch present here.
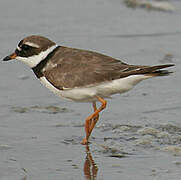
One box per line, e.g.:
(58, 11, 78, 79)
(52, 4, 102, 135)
(24, 42, 40, 48)
(17, 45, 21, 51)
(15, 45, 58, 68)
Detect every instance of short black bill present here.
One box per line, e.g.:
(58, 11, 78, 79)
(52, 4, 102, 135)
(3, 52, 17, 61)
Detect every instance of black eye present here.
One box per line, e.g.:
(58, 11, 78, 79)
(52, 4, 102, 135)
(22, 44, 31, 51)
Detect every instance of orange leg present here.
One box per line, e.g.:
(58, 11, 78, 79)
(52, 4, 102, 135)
(89, 102, 99, 136)
(81, 96, 107, 145)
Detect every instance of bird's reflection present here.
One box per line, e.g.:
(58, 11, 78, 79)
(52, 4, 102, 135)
(83, 145, 98, 180)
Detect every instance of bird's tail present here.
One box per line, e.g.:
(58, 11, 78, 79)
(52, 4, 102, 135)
(144, 64, 175, 77)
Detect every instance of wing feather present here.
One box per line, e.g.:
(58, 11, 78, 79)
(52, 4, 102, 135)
(43, 46, 174, 89)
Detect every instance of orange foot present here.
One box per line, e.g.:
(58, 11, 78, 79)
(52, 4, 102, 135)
(81, 138, 89, 145)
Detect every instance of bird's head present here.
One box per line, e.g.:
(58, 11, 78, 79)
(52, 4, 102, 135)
(3, 35, 57, 68)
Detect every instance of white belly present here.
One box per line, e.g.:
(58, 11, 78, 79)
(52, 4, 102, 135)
(39, 75, 151, 102)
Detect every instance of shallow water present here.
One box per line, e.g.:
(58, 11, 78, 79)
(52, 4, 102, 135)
(0, 0, 181, 179)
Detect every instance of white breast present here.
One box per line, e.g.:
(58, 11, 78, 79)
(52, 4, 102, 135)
(39, 75, 151, 102)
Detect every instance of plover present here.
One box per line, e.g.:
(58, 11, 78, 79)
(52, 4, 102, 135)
(3, 35, 174, 145)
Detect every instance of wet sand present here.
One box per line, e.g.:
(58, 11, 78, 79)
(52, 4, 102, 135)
(0, 0, 181, 179)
